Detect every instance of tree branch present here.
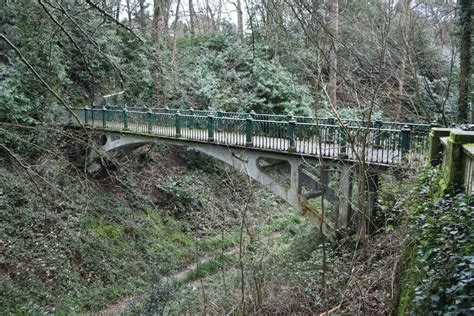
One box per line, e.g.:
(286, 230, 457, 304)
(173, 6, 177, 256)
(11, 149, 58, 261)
(85, 0, 144, 43)
(0, 33, 85, 130)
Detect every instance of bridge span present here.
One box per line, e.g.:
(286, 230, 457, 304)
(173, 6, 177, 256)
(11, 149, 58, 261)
(67, 106, 432, 236)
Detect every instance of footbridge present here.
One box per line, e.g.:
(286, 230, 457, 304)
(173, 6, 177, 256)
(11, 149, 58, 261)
(67, 106, 432, 236)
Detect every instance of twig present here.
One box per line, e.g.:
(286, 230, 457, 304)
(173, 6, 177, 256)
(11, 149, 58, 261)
(85, 0, 144, 43)
(0, 33, 85, 130)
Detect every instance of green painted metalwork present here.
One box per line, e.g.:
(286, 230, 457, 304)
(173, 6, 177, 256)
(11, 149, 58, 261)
(207, 114, 214, 142)
(339, 128, 347, 156)
(147, 109, 153, 133)
(401, 125, 411, 157)
(288, 113, 296, 151)
(175, 111, 182, 137)
(246, 114, 253, 146)
(123, 107, 128, 129)
(102, 106, 107, 128)
(84, 107, 89, 125)
(70, 106, 432, 165)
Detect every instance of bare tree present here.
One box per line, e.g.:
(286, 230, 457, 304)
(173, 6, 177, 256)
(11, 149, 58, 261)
(189, 0, 196, 37)
(457, 0, 472, 123)
(235, 0, 244, 40)
(329, 0, 338, 108)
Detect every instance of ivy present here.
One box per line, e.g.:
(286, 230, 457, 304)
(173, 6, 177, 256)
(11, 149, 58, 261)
(409, 193, 474, 314)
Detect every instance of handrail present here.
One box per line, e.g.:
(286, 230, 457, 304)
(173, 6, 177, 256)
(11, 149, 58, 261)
(94, 105, 431, 131)
(72, 106, 430, 165)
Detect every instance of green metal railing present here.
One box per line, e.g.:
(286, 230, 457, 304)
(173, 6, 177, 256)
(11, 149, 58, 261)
(73, 106, 431, 165)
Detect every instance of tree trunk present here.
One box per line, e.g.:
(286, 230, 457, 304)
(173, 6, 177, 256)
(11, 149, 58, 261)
(329, 0, 338, 108)
(205, 0, 217, 31)
(236, 0, 244, 40)
(172, 0, 181, 63)
(458, 0, 472, 123)
(115, 0, 120, 20)
(139, 0, 147, 33)
(153, 0, 163, 106)
(189, 0, 196, 37)
(125, 0, 132, 26)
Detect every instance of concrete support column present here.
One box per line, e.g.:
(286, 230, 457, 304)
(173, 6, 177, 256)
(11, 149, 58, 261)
(289, 159, 301, 207)
(337, 165, 353, 229)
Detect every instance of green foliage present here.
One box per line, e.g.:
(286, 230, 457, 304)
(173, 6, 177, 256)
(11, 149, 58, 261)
(167, 32, 313, 115)
(1, 2, 155, 122)
(396, 167, 473, 315)
(156, 175, 204, 214)
(410, 194, 473, 314)
(183, 253, 237, 283)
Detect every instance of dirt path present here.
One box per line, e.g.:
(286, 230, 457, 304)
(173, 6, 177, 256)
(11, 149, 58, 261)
(97, 232, 280, 315)
(96, 253, 217, 315)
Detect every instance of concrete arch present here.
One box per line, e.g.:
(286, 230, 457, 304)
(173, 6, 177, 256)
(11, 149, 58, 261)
(88, 132, 376, 236)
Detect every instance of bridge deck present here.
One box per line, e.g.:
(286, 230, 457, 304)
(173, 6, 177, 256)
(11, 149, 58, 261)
(70, 107, 429, 166)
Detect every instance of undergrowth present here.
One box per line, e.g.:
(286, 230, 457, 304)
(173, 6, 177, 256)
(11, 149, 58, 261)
(397, 168, 473, 315)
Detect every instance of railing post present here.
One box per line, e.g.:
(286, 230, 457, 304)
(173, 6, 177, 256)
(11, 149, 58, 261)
(246, 114, 253, 146)
(189, 107, 195, 129)
(123, 106, 128, 130)
(401, 124, 411, 158)
(91, 106, 95, 125)
(207, 114, 215, 142)
(288, 112, 296, 152)
(175, 110, 182, 138)
(430, 120, 440, 129)
(102, 106, 107, 128)
(147, 109, 153, 133)
(339, 127, 347, 156)
(84, 106, 89, 125)
(328, 117, 335, 142)
(373, 119, 382, 148)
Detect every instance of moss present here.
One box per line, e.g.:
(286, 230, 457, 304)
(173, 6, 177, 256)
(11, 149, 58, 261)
(183, 253, 237, 283)
(89, 220, 124, 240)
(396, 243, 419, 315)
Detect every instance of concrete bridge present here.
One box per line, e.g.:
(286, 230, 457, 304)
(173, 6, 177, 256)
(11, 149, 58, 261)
(68, 106, 432, 236)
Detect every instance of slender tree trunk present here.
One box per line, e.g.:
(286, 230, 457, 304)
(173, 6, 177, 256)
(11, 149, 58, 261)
(125, 0, 132, 26)
(153, 0, 162, 47)
(115, 0, 120, 20)
(172, 0, 181, 63)
(397, 0, 410, 119)
(153, 0, 163, 106)
(236, 0, 244, 40)
(205, 0, 216, 31)
(329, 0, 338, 107)
(139, 0, 147, 33)
(266, 0, 273, 40)
(458, 0, 472, 123)
(189, 0, 196, 37)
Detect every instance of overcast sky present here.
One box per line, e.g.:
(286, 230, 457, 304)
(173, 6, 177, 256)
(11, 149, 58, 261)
(119, 0, 244, 28)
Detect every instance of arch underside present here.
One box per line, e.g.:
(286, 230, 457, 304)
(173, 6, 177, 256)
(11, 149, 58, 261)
(90, 132, 381, 236)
